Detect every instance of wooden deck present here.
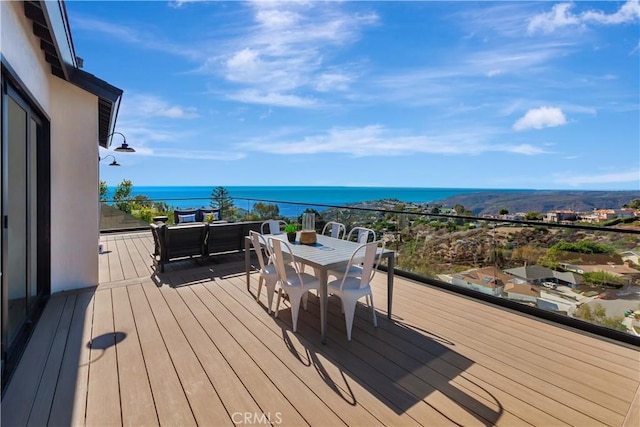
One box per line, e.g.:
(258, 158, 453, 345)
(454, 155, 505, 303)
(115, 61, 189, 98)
(2, 231, 639, 426)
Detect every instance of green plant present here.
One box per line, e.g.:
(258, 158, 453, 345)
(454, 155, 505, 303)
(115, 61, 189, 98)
(284, 224, 298, 233)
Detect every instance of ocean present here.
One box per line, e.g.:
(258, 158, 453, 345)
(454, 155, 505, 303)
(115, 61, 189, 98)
(105, 186, 523, 217)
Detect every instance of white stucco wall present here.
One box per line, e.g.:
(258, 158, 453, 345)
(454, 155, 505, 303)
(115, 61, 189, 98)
(2, 1, 100, 292)
(1, 1, 51, 111)
(49, 79, 99, 292)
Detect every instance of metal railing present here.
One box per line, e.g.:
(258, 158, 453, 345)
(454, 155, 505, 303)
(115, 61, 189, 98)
(100, 195, 640, 346)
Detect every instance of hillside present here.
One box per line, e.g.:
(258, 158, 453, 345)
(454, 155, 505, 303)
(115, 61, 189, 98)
(432, 190, 640, 215)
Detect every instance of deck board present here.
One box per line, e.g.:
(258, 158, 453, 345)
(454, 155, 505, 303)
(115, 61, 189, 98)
(48, 291, 94, 427)
(85, 289, 121, 426)
(1, 296, 67, 427)
(142, 280, 230, 425)
(26, 295, 77, 427)
(111, 286, 158, 426)
(2, 231, 638, 426)
(394, 281, 638, 386)
(127, 284, 197, 426)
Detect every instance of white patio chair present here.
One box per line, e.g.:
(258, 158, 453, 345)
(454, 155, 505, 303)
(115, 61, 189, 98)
(249, 231, 294, 314)
(269, 237, 320, 333)
(321, 221, 346, 239)
(328, 226, 378, 280)
(327, 240, 383, 341)
(345, 226, 376, 243)
(261, 219, 287, 235)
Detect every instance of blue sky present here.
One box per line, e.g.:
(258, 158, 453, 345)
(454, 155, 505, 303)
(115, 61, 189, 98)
(72, 1, 640, 190)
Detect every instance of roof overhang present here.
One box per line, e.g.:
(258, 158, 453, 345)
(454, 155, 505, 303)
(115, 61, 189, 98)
(23, 0, 123, 148)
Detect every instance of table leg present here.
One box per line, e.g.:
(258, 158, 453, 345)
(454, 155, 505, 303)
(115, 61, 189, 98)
(319, 269, 328, 345)
(387, 254, 394, 320)
(245, 236, 251, 291)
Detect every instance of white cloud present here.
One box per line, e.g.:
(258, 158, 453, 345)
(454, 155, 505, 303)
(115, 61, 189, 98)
(237, 125, 549, 157)
(315, 72, 353, 92)
(212, 1, 378, 106)
(225, 90, 317, 108)
(528, 3, 581, 34)
(121, 93, 199, 119)
(168, 0, 202, 9)
(582, 0, 640, 25)
(528, 1, 640, 34)
(136, 148, 245, 161)
(513, 107, 567, 131)
(557, 170, 640, 187)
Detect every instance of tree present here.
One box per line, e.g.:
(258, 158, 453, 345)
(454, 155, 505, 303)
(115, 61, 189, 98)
(488, 248, 506, 269)
(628, 198, 640, 210)
(133, 194, 153, 208)
(499, 208, 509, 215)
(525, 211, 542, 221)
(112, 179, 133, 213)
(575, 302, 626, 332)
(252, 202, 279, 219)
(210, 186, 234, 219)
(99, 180, 108, 202)
(582, 271, 624, 288)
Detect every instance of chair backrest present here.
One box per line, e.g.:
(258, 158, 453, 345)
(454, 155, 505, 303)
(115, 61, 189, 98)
(261, 219, 287, 235)
(268, 237, 303, 287)
(346, 226, 376, 243)
(321, 221, 346, 239)
(164, 223, 207, 258)
(249, 230, 269, 271)
(338, 240, 384, 291)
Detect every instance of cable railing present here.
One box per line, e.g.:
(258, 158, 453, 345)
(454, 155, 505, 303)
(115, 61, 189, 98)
(100, 195, 640, 345)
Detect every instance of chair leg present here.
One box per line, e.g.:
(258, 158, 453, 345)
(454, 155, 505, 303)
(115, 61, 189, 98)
(256, 276, 264, 301)
(275, 289, 283, 318)
(265, 278, 277, 315)
(290, 292, 303, 333)
(343, 300, 356, 341)
(369, 293, 378, 327)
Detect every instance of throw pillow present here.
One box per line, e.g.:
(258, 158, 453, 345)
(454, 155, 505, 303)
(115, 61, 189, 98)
(178, 213, 196, 223)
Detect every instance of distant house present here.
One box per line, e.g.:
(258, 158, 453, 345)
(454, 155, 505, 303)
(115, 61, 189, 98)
(504, 283, 539, 303)
(551, 271, 583, 288)
(560, 263, 640, 286)
(503, 264, 582, 288)
(593, 208, 636, 221)
(545, 210, 577, 223)
(537, 291, 575, 314)
(579, 213, 600, 223)
(450, 266, 510, 297)
(504, 265, 555, 285)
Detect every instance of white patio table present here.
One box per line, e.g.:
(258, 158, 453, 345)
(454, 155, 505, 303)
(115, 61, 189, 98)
(245, 233, 396, 344)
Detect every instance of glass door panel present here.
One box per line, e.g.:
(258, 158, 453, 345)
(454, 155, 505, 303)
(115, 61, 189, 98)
(28, 118, 39, 304)
(6, 96, 28, 346)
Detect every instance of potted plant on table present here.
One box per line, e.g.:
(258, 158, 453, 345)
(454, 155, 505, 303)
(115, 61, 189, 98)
(284, 224, 298, 243)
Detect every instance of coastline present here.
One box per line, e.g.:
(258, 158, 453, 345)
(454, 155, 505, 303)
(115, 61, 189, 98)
(106, 186, 640, 216)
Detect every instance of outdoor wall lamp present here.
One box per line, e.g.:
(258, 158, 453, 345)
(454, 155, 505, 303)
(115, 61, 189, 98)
(107, 131, 135, 153)
(99, 154, 120, 166)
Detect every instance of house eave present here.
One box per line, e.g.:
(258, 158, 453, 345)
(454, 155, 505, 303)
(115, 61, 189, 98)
(23, 1, 123, 147)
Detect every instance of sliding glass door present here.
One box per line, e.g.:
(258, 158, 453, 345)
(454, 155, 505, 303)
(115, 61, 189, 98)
(1, 78, 48, 375)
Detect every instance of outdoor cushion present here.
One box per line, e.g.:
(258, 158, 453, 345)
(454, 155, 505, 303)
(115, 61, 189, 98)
(178, 213, 196, 223)
(199, 209, 220, 222)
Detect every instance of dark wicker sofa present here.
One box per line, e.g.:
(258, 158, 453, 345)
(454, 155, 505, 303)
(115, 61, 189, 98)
(151, 220, 262, 272)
